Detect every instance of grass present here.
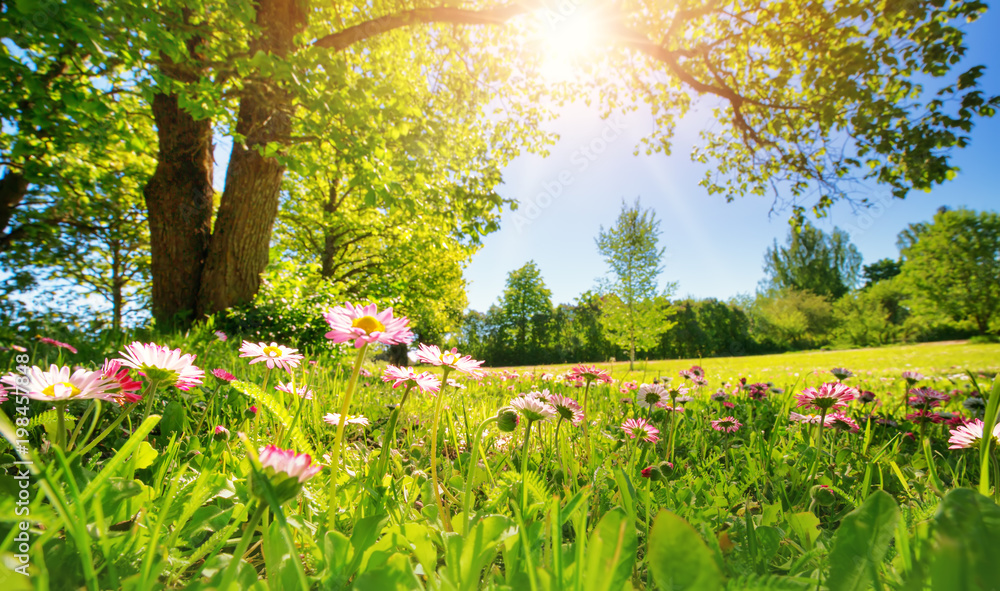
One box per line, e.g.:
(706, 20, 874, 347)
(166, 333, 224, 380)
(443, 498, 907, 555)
(498, 340, 1000, 384)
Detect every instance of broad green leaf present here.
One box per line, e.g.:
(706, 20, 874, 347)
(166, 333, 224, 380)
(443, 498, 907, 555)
(647, 509, 722, 591)
(133, 441, 158, 470)
(354, 552, 424, 591)
(786, 512, 821, 550)
(585, 507, 637, 591)
(826, 490, 899, 591)
(930, 488, 1000, 589)
(264, 520, 304, 591)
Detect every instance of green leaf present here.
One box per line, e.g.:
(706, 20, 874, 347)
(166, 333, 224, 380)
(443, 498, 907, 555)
(79, 415, 161, 504)
(979, 375, 1000, 495)
(264, 519, 305, 591)
(826, 490, 900, 591)
(930, 488, 1000, 589)
(585, 507, 638, 591)
(133, 441, 158, 470)
(786, 512, 821, 550)
(161, 400, 187, 435)
(354, 552, 424, 591)
(647, 509, 722, 591)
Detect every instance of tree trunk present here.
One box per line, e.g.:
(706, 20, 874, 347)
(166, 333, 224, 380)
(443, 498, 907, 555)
(320, 178, 341, 278)
(143, 91, 214, 326)
(196, 0, 306, 317)
(0, 170, 29, 251)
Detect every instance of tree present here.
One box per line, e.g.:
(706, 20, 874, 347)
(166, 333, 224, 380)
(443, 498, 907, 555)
(0, 143, 154, 332)
(495, 261, 553, 364)
(596, 199, 675, 369)
(898, 208, 1000, 334)
(2, 0, 997, 328)
(762, 221, 862, 299)
(832, 278, 909, 347)
(754, 288, 837, 350)
(862, 258, 902, 288)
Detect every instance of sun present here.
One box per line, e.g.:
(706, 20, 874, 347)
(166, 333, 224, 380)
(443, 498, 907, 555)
(534, 10, 606, 83)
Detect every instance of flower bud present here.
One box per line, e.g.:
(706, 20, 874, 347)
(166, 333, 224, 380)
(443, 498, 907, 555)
(213, 425, 230, 442)
(250, 445, 322, 504)
(811, 484, 836, 507)
(497, 407, 520, 432)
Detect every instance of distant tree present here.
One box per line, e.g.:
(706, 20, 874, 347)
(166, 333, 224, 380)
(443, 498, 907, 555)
(596, 198, 675, 369)
(754, 288, 836, 350)
(762, 221, 863, 299)
(898, 208, 1000, 334)
(496, 261, 553, 363)
(0, 165, 152, 333)
(832, 278, 909, 347)
(862, 258, 902, 288)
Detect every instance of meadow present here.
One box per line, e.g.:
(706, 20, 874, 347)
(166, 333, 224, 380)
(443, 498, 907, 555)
(1, 317, 999, 590)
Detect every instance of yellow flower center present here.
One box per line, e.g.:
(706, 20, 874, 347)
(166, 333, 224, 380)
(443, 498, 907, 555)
(440, 352, 459, 365)
(351, 315, 385, 335)
(42, 381, 80, 398)
(263, 346, 283, 358)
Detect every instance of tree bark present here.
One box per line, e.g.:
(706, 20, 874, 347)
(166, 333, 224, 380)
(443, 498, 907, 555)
(0, 170, 29, 251)
(143, 91, 214, 326)
(196, 0, 306, 317)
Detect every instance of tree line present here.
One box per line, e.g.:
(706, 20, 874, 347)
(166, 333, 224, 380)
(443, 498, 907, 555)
(457, 206, 1000, 366)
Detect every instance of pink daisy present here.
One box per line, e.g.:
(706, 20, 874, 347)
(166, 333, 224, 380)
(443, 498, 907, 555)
(258, 445, 323, 483)
(323, 302, 414, 349)
(214, 330, 228, 342)
(118, 342, 204, 390)
(656, 403, 685, 413)
(214, 425, 230, 436)
(37, 336, 78, 354)
(621, 418, 660, 443)
(789, 412, 832, 425)
(1, 364, 117, 402)
(510, 395, 557, 422)
(902, 371, 925, 385)
(636, 383, 667, 408)
(548, 393, 584, 425)
(239, 341, 304, 372)
(381, 365, 441, 394)
(413, 344, 485, 377)
(907, 388, 950, 409)
(711, 416, 742, 433)
(0, 384, 7, 403)
(827, 412, 860, 433)
(795, 383, 856, 412)
(212, 368, 237, 382)
(275, 381, 313, 400)
(101, 359, 143, 403)
(948, 419, 1000, 449)
(322, 413, 370, 427)
(567, 364, 613, 384)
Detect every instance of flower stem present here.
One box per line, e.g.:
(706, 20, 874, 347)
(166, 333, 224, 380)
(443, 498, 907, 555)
(463, 415, 498, 533)
(582, 380, 594, 476)
(374, 386, 413, 489)
(521, 419, 534, 517)
(327, 344, 369, 528)
(138, 379, 162, 428)
(55, 403, 67, 451)
(72, 402, 139, 459)
(218, 502, 267, 591)
(193, 384, 223, 437)
(429, 367, 453, 531)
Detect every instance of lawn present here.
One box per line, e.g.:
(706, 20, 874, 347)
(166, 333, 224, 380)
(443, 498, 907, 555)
(500, 340, 1000, 386)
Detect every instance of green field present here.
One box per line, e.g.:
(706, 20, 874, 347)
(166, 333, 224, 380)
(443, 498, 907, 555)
(499, 340, 1000, 385)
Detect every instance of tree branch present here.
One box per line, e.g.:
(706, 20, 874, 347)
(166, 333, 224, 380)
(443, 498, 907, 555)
(313, 4, 529, 51)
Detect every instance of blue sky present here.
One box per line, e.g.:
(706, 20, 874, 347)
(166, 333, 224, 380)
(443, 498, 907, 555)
(462, 8, 1000, 312)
